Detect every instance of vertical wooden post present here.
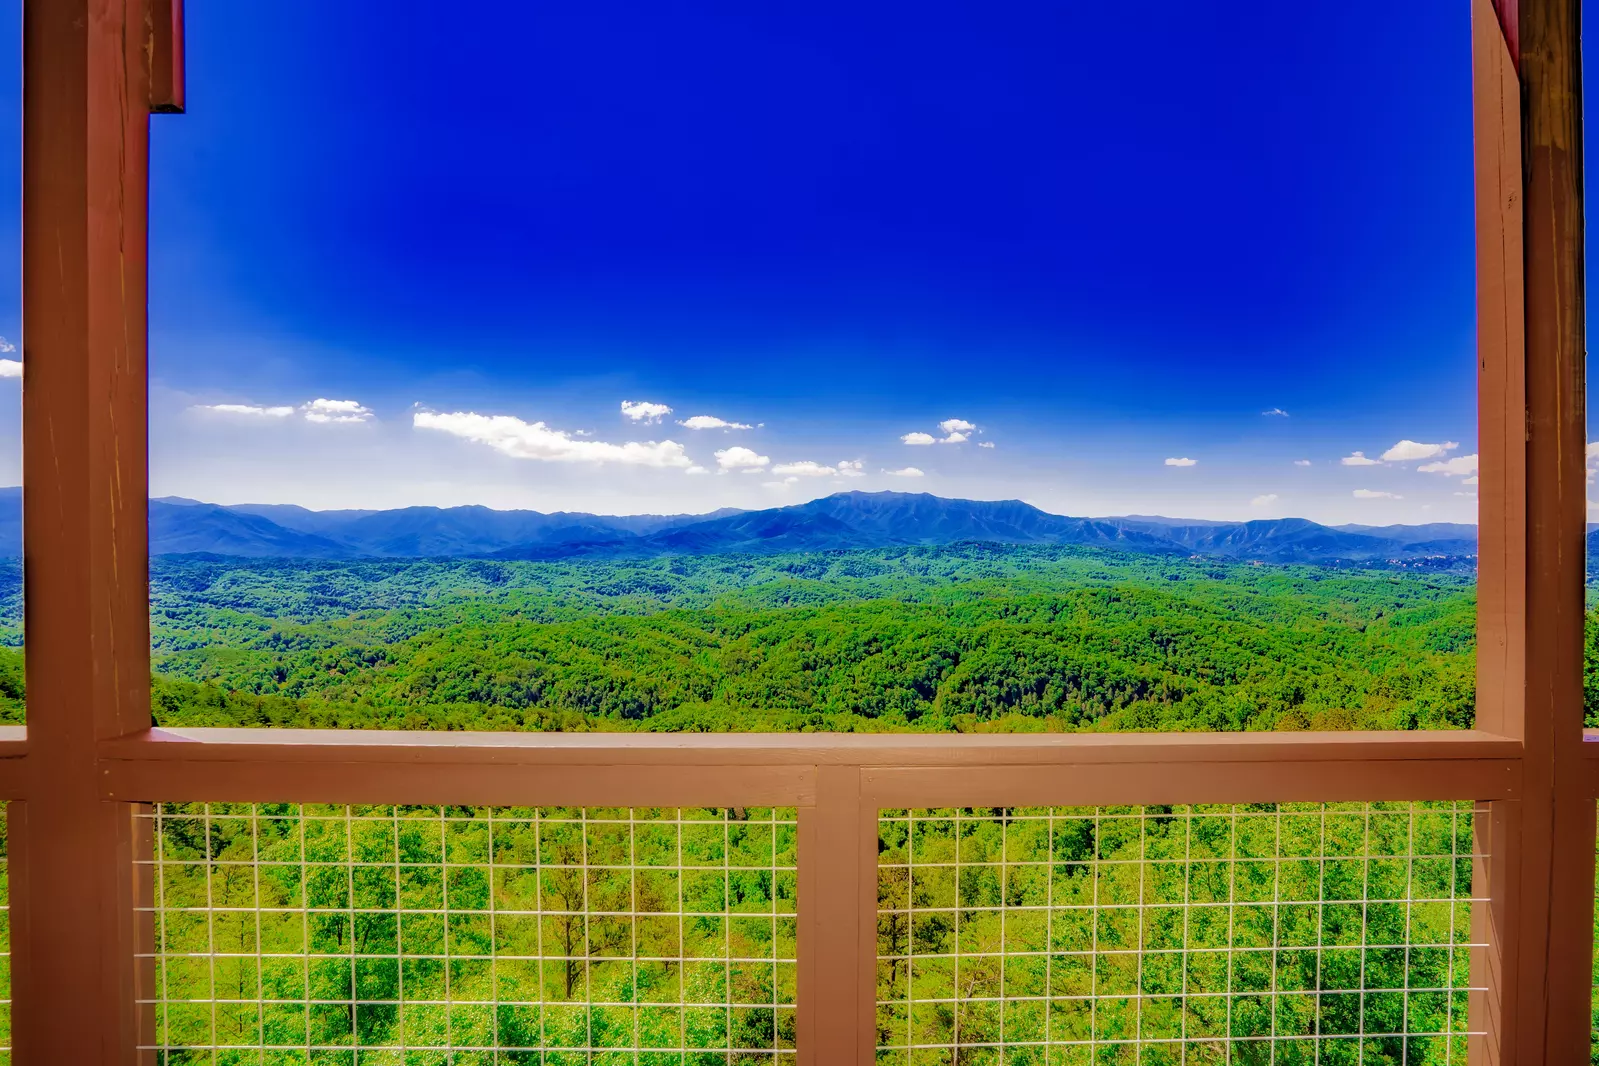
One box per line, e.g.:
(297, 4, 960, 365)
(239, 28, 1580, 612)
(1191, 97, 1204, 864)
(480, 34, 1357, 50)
(807, 766, 875, 1065)
(1472, 3, 1530, 1057)
(13, 0, 160, 1060)
(148, 0, 185, 114)
(1512, 0, 1586, 1061)
(1471, 801, 1521, 1065)
(1474, 0, 1526, 746)
(796, 805, 817, 1060)
(1471, 0, 1589, 1060)
(1544, 786, 1596, 1062)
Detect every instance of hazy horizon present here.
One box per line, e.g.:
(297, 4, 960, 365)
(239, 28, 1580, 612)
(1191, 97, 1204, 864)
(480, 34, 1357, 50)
(134, 486, 1479, 528)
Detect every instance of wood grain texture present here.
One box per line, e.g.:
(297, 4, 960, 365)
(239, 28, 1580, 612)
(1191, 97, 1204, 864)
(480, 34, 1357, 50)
(808, 766, 872, 1066)
(100, 759, 818, 807)
(100, 724, 1524, 764)
(1475, 0, 1527, 744)
(16, 0, 155, 1059)
(1472, 801, 1518, 1066)
(1493, 0, 1522, 63)
(863, 760, 1520, 808)
(96, 752, 1521, 807)
(1510, 0, 1586, 1061)
(147, 0, 184, 113)
(1544, 787, 1596, 1064)
(3, 0, 1583, 1060)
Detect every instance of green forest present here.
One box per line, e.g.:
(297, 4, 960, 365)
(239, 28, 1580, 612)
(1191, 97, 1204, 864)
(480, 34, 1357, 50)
(0, 545, 1491, 732)
(148, 803, 800, 1060)
(876, 802, 1476, 1061)
(0, 548, 1520, 1059)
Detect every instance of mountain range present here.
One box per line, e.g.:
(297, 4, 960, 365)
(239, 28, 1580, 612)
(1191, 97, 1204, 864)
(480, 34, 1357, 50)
(0, 487, 1488, 566)
(0, 486, 1492, 566)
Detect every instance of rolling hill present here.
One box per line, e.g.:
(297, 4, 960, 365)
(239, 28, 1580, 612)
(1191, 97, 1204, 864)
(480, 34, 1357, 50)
(0, 486, 1484, 566)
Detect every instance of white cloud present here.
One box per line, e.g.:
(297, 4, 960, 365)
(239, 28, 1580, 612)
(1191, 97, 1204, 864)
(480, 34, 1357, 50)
(198, 403, 295, 418)
(1353, 489, 1402, 499)
(304, 398, 374, 424)
(1380, 439, 1458, 462)
(771, 460, 839, 478)
(1340, 451, 1381, 466)
(978, 441, 996, 449)
(1418, 453, 1478, 477)
(0, 337, 15, 354)
(1164, 457, 1197, 467)
(1455, 491, 1477, 498)
(1462, 475, 1479, 486)
(715, 446, 770, 472)
(679, 415, 753, 430)
(1262, 408, 1289, 417)
(904, 423, 975, 445)
(621, 400, 672, 423)
(762, 477, 800, 489)
(766, 458, 867, 479)
(1293, 459, 1312, 467)
(414, 410, 693, 468)
(883, 467, 925, 477)
(1251, 494, 1279, 507)
(0, 359, 22, 379)
(686, 465, 709, 475)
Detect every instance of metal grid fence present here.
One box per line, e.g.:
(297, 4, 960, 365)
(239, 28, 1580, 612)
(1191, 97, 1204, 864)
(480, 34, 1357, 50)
(137, 804, 798, 1064)
(876, 802, 1482, 1066)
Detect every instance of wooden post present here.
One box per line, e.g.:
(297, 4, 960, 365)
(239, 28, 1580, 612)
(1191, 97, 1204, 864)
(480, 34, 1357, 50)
(148, 0, 185, 115)
(1544, 786, 1597, 1062)
(12, 0, 161, 1060)
(806, 766, 875, 1065)
(2, 0, 1581, 1061)
(1511, 0, 1587, 1061)
(1474, 0, 1526, 746)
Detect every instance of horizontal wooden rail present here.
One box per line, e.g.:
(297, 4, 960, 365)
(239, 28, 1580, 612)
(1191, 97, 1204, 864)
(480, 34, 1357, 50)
(102, 759, 817, 807)
(0, 727, 28, 798)
(102, 725, 1523, 763)
(83, 726, 1529, 807)
(864, 759, 1521, 807)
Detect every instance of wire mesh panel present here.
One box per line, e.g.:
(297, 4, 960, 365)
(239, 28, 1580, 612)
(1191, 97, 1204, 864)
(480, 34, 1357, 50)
(876, 802, 1481, 1066)
(138, 804, 798, 1064)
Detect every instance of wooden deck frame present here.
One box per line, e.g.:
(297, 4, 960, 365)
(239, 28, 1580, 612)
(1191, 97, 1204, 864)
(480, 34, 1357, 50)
(4, 0, 1589, 1063)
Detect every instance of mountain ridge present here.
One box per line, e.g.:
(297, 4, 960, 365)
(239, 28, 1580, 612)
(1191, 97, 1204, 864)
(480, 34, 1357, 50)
(0, 486, 1492, 566)
(143, 489, 1483, 566)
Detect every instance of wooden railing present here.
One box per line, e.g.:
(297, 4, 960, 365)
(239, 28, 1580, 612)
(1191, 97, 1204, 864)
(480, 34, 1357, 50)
(1, 0, 1591, 1061)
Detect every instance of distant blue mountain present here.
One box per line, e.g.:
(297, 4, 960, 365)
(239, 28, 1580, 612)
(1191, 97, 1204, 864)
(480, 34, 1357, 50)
(150, 499, 355, 557)
(0, 487, 1486, 566)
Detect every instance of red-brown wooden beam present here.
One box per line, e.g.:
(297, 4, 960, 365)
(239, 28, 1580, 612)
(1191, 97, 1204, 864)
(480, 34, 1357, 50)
(1512, 0, 1586, 1062)
(1493, 0, 1522, 65)
(148, 0, 184, 113)
(14, 0, 164, 1060)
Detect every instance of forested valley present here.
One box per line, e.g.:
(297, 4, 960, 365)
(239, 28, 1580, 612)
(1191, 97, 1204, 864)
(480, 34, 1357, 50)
(0, 545, 1490, 732)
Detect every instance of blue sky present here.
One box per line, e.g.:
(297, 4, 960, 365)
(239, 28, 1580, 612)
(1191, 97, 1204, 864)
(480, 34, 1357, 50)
(0, 0, 1547, 522)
